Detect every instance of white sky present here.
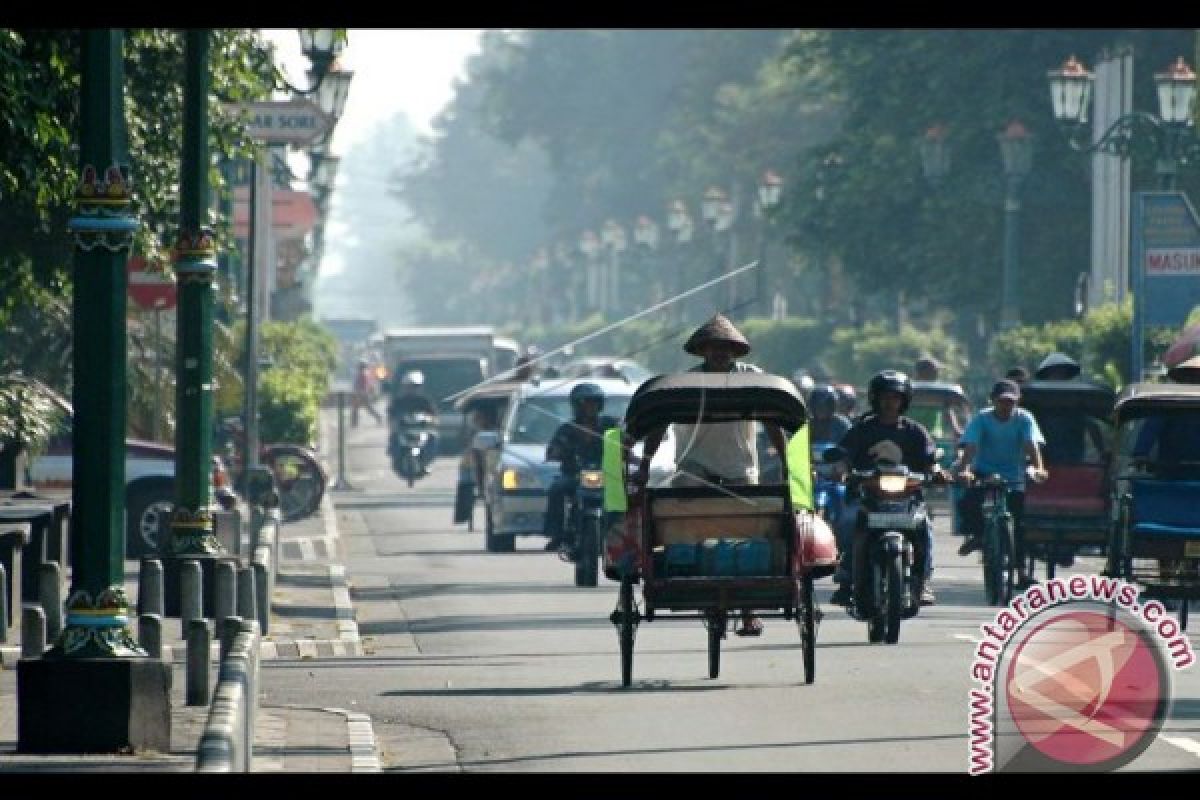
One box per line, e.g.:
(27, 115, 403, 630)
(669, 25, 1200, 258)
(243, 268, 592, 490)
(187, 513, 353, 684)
(262, 29, 483, 152)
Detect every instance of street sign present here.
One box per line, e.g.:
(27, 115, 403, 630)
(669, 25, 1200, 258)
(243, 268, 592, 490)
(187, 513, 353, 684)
(127, 256, 177, 310)
(232, 188, 317, 240)
(222, 99, 333, 145)
(1131, 191, 1200, 379)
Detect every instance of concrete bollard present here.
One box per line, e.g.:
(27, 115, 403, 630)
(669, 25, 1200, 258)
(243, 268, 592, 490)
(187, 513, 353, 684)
(180, 559, 202, 631)
(139, 613, 163, 660)
(252, 556, 270, 635)
(138, 558, 164, 618)
(236, 566, 256, 623)
(0, 562, 7, 644)
(215, 561, 237, 626)
(186, 617, 211, 706)
(37, 562, 62, 641)
(219, 616, 241, 664)
(21, 604, 46, 659)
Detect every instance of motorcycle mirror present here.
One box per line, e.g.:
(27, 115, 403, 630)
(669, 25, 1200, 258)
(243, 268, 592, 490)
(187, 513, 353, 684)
(821, 446, 847, 464)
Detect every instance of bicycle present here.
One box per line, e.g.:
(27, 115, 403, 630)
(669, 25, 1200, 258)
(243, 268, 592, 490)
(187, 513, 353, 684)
(216, 415, 328, 521)
(966, 468, 1042, 607)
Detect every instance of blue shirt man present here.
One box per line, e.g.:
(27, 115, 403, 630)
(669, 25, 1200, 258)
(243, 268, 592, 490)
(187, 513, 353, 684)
(954, 380, 1048, 586)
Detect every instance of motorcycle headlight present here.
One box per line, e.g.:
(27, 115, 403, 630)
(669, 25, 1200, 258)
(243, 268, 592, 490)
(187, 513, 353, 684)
(878, 474, 908, 494)
(579, 469, 604, 489)
(502, 468, 523, 490)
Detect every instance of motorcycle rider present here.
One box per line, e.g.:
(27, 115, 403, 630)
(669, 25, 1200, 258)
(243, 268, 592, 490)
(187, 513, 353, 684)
(542, 382, 619, 555)
(388, 370, 439, 475)
(809, 385, 852, 445)
(829, 370, 941, 609)
(954, 380, 1048, 589)
(834, 384, 859, 420)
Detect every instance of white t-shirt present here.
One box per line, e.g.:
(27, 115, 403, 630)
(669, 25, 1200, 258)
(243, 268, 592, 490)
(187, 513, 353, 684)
(671, 362, 761, 484)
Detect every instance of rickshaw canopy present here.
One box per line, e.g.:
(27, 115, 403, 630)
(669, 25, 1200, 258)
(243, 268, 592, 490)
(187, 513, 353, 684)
(1115, 382, 1200, 423)
(623, 372, 808, 440)
(1019, 380, 1115, 419)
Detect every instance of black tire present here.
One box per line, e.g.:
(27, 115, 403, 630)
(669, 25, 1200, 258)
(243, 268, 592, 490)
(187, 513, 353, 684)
(263, 445, 327, 522)
(126, 479, 175, 558)
(983, 518, 1001, 606)
(799, 576, 816, 684)
(619, 577, 636, 687)
(484, 508, 514, 553)
(1181, 599, 1190, 633)
(884, 552, 904, 645)
(574, 517, 599, 588)
(707, 612, 722, 680)
(997, 514, 1015, 606)
(866, 558, 885, 644)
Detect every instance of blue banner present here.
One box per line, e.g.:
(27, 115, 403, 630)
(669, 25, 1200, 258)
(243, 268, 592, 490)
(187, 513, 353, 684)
(1132, 192, 1200, 380)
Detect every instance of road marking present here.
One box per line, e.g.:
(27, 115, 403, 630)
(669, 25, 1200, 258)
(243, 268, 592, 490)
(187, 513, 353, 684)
(1161, 735, 1200, 759)
(953, 634, 981, 644)
(325, 708, 383, 772)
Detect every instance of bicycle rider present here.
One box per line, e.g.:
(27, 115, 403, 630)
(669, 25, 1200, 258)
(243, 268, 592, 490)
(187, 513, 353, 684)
(954, 379, 1048, 588)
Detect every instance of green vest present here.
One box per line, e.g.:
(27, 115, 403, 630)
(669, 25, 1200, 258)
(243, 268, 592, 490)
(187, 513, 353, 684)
(602, 427, 627, 512)
(787, 425, 813, 511)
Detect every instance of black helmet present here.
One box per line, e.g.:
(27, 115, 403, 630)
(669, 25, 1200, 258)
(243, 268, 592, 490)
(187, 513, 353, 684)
(868, 370, 912, 414)
(809, 384, 838, 416)
(569, 381, 605, 413)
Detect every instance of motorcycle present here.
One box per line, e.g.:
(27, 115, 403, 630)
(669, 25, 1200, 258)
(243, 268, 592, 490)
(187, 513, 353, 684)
(389, 411, 436, 488)
(560, 462, 606, 588)
(826, 448, 938, 645)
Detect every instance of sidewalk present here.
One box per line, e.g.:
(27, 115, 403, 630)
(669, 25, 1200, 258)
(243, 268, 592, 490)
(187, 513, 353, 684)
(0, 408, 374, 772)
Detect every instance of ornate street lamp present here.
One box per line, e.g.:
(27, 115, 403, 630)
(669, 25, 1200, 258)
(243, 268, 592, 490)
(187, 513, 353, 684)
(315, 65, 354, 121)
(701, 186, 724, 228)
(1048, 54, 1199, 189)
(601, 219, 626, 314)
(918, 123, 951, 185)
(291, 29, 346, 95)
(756, 170, 784, 317)
(633, 215, 659, 249)
(997, 119, 1033, 329)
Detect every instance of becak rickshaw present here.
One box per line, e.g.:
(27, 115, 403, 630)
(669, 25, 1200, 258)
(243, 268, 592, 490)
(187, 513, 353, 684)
(602, 372, 838, 687)
(908, 381, 971, 531)
(1019, 379, 1116, 579)
(1106, 381, 1200, 631)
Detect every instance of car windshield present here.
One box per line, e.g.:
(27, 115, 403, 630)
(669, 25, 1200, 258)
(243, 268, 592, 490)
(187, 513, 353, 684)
(509, 394, 632, 445)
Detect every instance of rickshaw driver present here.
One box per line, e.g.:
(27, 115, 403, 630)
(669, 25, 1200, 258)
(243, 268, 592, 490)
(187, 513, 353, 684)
(955, 380, 1048, 588)
(1131, 355, 1200, 479)
(829, 370, 942, 608)
(542, 382, 620, 553)
(634, 313, 790, 637)
(1032, 352, 1107, 466)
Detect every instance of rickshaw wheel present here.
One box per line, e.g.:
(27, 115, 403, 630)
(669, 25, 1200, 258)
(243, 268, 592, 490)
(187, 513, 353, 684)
(618, 576, 636, 687)
(706, 614, 722, 679)
(1181, 600, 1190, 632)
(799, 576, 816, 684)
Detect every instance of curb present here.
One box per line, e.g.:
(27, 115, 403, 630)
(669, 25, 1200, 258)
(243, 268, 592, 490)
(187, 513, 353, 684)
(326, 707, 383, 772)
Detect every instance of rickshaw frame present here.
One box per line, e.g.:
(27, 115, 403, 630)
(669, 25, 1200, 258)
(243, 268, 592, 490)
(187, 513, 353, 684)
(608, 373, 835, 687)
(1105, 382, 1200, 631)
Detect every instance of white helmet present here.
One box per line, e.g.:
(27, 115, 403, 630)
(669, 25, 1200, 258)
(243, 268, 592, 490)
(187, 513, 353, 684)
(400, 370, 425, 387)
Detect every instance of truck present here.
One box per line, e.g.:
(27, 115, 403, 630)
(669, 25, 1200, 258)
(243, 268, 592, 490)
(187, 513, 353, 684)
(382, 327, 522, 453)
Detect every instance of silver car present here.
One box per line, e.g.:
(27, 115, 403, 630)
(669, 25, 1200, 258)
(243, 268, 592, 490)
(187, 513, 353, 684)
(477, 377, 674, 553)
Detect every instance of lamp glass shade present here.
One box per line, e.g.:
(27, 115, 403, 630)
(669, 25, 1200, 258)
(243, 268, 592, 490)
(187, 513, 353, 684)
(1156, 58, 1197, 125)
(1047, 56, 1092, 125)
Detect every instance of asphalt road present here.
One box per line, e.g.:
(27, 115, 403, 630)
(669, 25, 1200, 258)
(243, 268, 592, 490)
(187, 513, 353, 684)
(260, 417, 1200, 773)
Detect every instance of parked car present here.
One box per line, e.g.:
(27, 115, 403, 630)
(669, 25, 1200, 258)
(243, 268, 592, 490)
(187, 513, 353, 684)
(475, 378, 675, 553)
(556, 358, 654, 387)
(23, 382, 230, 558)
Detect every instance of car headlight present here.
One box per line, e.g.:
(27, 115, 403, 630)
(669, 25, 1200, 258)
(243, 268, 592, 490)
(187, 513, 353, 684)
(502, 467, 539, 490)
(579, 469, 604, 489)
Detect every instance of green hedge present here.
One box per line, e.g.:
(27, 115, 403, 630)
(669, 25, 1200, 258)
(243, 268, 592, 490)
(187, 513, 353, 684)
(256, 319, 338, 446)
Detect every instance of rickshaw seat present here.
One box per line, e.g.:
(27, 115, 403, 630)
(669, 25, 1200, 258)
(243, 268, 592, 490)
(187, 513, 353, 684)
(650, 491, 786, 544)
(1025, 465, 1107, 517)
(1130, 479, 1200, 537)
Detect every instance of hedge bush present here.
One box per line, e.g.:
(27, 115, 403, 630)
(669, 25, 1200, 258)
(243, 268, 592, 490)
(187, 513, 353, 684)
(256, 319, 338, 446)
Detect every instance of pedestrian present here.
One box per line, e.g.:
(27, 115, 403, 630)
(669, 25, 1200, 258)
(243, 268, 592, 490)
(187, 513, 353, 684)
(636, 312, 790, 637)
(352, 358, 383, 427)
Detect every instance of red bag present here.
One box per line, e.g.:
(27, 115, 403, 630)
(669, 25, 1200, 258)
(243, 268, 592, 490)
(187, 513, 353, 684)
(793, 510, 838, 578)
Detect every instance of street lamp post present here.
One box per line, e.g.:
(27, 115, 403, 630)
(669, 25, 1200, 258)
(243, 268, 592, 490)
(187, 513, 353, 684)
(600, 219, 626, 317)
(756, 170, 783, 318)
(1047, 54, 1199, 379)
(998, 120, 1034, 330)
(633, 215, 660, 307)
(666, 199, 694, 323)
(579, 229, 601, 314)
(18, 29, 172, 755)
